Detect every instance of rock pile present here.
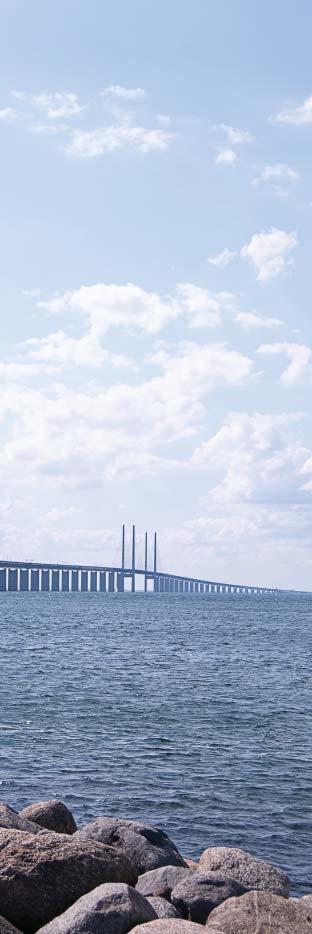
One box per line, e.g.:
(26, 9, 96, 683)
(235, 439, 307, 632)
(0, 798, 308, 933)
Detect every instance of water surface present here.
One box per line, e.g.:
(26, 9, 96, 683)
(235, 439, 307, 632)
(0, 592, 311, 894)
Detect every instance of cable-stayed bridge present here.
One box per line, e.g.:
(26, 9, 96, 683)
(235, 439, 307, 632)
(0, 524, 276, 595)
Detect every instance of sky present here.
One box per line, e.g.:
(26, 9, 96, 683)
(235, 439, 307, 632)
(1, 0, 312, 589)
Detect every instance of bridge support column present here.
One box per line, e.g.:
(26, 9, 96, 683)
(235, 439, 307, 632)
(8, 568, 18, 591)
(52, 570, 60, 592)
(90, 571, 98, 593)
(0, 569, 6, 591)
(31, 569, 39, 592)
(20, 568, 29, 591)
(200, 582, 204, 593)
(108, 571, 115, 593)
(117, 573, 124, 592)
(169, 578, 174, 593)
(154, 575, 159, 592)
(62, 570, 69, 592)
(174, 579, 179, 593)
(71, 570, 78, 592)
(179, 580, 183, 593)
(99, 571, 106, 592)
(184, 581, 189, 593)
(41, 569, 50, 591)
(81, 571, 88, 592)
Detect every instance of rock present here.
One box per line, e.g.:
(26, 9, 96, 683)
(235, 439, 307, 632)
(199, 846, 290, 897)
(206, 889, 312, 932)
(171, 871, 246, 924)
(131, 922, 214, 934)
(136, 867, 190, 900)
(36, 883, 156, 934)
(20, 800, 77, 835)
(184, 860, 199, 871)
(0, 828, 136, 932)
(0, 918, 22, 934)
(75, 818, 186, 875)
(147, 898, 182, 919)
(0, 802, 41, 835)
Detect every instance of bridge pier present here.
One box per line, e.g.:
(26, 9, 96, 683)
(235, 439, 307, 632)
(154, 575, 159, 593)
(90, 571, 98, 593)
(99, 571, 106, 592)
(117, 572, 124, 592)
(20, 568, 29, 591)
(81, 571, 88, 592)
(108, 571, 115, 593)
(62, 570, 69, 592)
(52, 570, 59, 592)
(8, 568, 18, 591)
(41, 569, 50, 591)
(71, 570, 79, 592)
(31, 569, 39, 592)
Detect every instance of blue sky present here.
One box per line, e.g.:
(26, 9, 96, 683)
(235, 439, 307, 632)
(1, 0, 312, 588)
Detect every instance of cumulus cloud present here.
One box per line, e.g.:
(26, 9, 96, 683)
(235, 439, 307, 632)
(234, 311, 283, 330)
(215, 148, 237, 165)
(258, 341, 312, 385)
(101, 85, 146, 100)
(25, 330, 133, 369)
(254, 163, 299, 184)
(64, 124, 173, 157)
(241, 227, 298, 281)
(12, 90, 85, 119)
(192, 411, 310, 504)
(275, 94, 312, 125)
(207, 248, 237, 268)
(217, 123, 253, 144)
(0, 107, 16, 122)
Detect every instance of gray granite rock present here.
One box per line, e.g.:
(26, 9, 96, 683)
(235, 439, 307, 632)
(0, 802, 41, 835)
(171, 871, 246, 924)
(0, 828, 136, 932)
(147, 898, 182, 919)
(75, 818, 186, 875)
(36, 883, 156, 934)
(20, 800, 77, 835)
(199, 846, 290, 897)
(136, 867, 190, 900)
(131, 922, 217, 934)
(206, 889, 312, 932)
(0, 917, 22, 934)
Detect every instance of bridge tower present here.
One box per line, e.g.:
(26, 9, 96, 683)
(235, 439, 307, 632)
(132, 524, 136, 592)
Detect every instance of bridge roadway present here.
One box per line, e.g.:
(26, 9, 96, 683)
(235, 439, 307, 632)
(0, 560, 275, 594)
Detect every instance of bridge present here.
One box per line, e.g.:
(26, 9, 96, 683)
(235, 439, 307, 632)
(0, 525, 275, 594)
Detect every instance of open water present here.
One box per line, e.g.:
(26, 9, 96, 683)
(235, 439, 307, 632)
(0, 591, 311, 894)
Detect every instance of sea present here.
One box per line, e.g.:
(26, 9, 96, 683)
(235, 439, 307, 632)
(0, 591, 311, 895)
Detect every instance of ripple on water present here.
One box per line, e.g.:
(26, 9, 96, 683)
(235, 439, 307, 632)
(0, 591, 311, 895)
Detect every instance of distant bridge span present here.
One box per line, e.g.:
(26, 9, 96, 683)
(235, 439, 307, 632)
(0, 525, 277, 595)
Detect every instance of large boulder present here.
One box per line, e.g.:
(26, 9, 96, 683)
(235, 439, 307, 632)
(75, 818, 186, 875)
(20, 801, 77, 836)
(131, 922, 216, 934)
(36, 883, 156, 934)
(199, 846, 290, 897)
(136, 867, 190, 900)
(0, 828, 136, 932)
(147, 898, 182, 919)
(0, 918, 22, 934)
(0, 803, 41, 835)
(171, 871, 246, 924)
(206, 889, 312, 932)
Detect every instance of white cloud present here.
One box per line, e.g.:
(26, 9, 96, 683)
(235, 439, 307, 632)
(215, 148, 237, 165)
(218, 123, 253, 144)
(22, 288, 41, 297)
(0, 107, 16, 122)
(234, 310, 283, 330)
(254, 163, 299, 184)
(275, 94, 312, 126)
(241, 228, 298, 281)
(258, 341, 312, 385)
(12, 90, 85, 119)
(192, 411, 310, 504)
(64, 124, 173, 157)
(101, 85, 146, 100)
(207, 248, 237, 268)
(39, 281, 239, 336)
(25, 330, 132, 369)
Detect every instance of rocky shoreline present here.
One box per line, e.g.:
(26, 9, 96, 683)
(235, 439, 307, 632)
(0, 798, 310, 933)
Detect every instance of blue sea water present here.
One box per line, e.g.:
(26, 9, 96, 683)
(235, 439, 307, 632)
(0, 591, 311, 895)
